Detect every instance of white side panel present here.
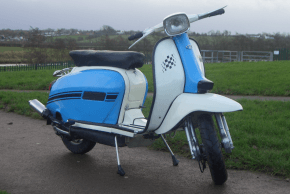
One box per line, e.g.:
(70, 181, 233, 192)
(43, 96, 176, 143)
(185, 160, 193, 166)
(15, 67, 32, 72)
(190, 39, 205, 76)
(125, 69, 146, 103)
(122, 109, 147, 127)
(147, 38, 185, 131)
(155, 93, 243, 134)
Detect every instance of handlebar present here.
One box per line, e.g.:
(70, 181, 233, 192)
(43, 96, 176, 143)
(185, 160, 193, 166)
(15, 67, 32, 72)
(128, 6, 226, 49)
(128, 32, 143, 41)
(198, 8, 225, 20)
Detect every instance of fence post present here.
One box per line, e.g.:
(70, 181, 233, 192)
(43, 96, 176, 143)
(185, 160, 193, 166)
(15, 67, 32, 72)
(211, 51, 213, 63)
(270, 52, 273, 61)
(241, 51, 244, 62)
(216, 51, 219, 63)
(202, 51, 205, 63)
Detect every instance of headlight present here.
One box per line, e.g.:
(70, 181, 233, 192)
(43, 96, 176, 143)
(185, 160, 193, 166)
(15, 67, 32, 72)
(163, 13, 190, 36)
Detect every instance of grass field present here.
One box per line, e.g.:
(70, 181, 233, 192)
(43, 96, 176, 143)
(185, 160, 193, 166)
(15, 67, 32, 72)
(207, 60, 290, 96)
(1, 61, 290, 96)
(0, 191, 10, 194)
(0, 46, 24, 52)
(52, 35, 87, 41)
(0, 69, 56, 90)
(0, 91, 289, 177)
(0, 91, 48, 119)
(150, 99, 290, 177)
(0, 47, 72, 64)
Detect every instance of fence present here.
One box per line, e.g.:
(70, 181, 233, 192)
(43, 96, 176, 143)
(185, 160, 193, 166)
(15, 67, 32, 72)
(200, 50, 273, 63)
(273, 48, 289, 60)
(0, 50, 275, 72)
(0, 61, 74, 72)
(143, 50, 274, 64)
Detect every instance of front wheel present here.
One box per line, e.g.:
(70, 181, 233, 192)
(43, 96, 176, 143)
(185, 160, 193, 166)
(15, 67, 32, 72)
(198, 114, 228, 185)
(62, 137, 97, 154)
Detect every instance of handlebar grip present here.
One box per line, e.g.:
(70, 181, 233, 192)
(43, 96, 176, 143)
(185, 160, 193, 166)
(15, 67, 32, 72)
(199, 8, 225, 20)
(210, 8, 225, 17)
(128, 32, 143, 41)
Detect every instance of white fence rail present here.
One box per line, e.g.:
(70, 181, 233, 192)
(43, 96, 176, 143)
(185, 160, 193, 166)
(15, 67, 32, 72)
(200, 50, 273, 63)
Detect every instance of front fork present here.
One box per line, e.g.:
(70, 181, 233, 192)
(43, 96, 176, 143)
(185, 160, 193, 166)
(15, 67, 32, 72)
(184, 117, 201, 160)
(184, 113, 234, 160)
(215, 113, 234, 153)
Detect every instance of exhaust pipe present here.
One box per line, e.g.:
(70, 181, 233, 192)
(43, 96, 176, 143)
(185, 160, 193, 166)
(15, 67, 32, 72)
(29, 99, 46, 115)
(28, 99, 50, 118)
(70, 127, 126, 147)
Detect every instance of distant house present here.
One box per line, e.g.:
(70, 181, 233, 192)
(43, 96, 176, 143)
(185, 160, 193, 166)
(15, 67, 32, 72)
(265, 35, 274, 40)
(116, 30, 124, 35)
(246, 34, 261, 38)
(9, 37, 21, 41)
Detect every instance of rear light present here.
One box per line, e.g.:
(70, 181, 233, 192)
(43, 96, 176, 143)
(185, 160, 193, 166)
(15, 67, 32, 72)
(49, 82, 52, 91)
(49, 80, 56, 91)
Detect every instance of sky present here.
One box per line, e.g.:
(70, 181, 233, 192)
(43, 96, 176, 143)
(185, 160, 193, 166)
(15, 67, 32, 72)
(0, 0, 290, 34)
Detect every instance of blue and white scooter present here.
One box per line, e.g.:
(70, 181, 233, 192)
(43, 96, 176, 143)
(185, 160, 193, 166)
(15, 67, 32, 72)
(29, 6, 242, 185)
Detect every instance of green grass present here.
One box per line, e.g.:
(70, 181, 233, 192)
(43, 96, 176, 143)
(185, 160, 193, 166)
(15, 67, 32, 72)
(1, 61, 290, 96)
(0, 46, 24, 52)
(0, 191, 10, 194)
(0, 47, 72, 64)
(0, 91, 49, 119)
(142, 60, 290, 96)
(148, 98, 290, 177)
(0, 91, 290, 177)
(52, 35, 87, 41)
(0, 69, 57, 90)
(139, 65, 154, 92)
(207, 60, 290, 96)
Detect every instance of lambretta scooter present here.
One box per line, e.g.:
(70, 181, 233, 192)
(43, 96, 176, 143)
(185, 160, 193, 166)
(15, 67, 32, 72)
(29, 6, 242, 185)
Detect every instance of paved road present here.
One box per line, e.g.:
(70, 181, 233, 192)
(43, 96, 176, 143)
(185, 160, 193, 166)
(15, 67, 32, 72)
(0, 110, 289, 194)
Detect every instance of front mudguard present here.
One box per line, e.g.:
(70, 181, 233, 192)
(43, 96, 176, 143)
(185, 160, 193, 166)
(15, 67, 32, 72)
(154, 93, 243, 134)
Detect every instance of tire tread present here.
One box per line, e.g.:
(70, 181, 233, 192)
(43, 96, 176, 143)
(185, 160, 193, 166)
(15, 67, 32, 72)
(198, 114, 228, 185)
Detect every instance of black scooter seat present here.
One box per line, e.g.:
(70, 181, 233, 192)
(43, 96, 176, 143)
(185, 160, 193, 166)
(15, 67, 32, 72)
(69, 50, 145, 69)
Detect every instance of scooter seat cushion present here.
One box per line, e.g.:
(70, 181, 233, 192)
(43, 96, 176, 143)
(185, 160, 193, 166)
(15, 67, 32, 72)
(69, 50, 145, 69)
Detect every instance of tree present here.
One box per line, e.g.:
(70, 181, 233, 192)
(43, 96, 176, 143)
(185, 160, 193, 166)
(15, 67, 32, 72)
(24, 27, 48, 64)
(100, 25, 116, 35)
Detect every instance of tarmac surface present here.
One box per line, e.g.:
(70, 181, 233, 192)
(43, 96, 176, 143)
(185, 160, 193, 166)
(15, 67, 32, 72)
(0, 110, 290, 194)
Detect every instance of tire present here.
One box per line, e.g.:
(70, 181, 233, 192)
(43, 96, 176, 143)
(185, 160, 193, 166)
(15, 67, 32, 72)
(62, 137, 97, 154)
(55, 113, 96, 154)
(198, 114, 228, 185)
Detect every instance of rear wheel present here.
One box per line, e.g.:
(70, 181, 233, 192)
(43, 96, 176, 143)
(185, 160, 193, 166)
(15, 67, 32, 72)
(62, 137, 96, 154)
(198, 114, 228, 185)
(55, 113, 96, 154)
